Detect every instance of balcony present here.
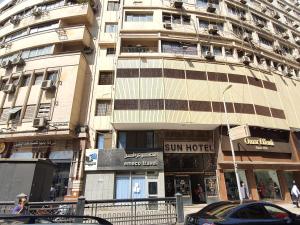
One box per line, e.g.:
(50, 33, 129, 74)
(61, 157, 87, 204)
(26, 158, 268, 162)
(0, 3, 93, 38)
(0, 25, 92, 56)
(120, 39, 158, 55)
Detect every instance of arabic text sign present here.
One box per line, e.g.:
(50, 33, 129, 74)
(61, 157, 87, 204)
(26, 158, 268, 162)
(164, 141, 214, 153)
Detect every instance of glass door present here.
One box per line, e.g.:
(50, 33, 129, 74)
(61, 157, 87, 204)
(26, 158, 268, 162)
(131, 176, 146, 198)
(116, 176, 130, 199)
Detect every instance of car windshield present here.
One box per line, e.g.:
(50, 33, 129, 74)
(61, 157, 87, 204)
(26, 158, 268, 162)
(199, 203, 238, 219)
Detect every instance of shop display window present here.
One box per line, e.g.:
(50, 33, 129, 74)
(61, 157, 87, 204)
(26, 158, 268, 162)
(224, 170, 249, 200)
(254, 170, 282, 200)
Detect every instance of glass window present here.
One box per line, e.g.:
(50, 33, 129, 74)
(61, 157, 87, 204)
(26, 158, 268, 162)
(107, 48, 116, 55)
(99, 71, 114, 85)
(196, 0, 208, 7)
(20, 76, 30, 87)
(96, 133, 104, 150)
(47, 71, 58, 82)
(105, 23, 118, 33)
(11, 78, 19, 85)
(213, 46, 222, 55)
(259, 36, 273, 46)
(107, 1, 119, 11)
(233, 205, 270, 219)
(161, 41, 197, 55)
(5, 28, 27, 42)
(201, 45, 210, 54)
(29, 21, 59, 34)
(95, 100, 112, 116)
(225, 48, 233, 57)
(125, 13, 153, 22)
(148, 182, 158, 195)
(34, 73, 44, 85)
(255, 170, 282, 200)
(224, 170, 249, 200)
(118, 131, 126, 148)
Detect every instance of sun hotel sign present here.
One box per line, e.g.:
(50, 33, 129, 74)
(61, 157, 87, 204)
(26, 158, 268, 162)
(164, 141, 214, 154)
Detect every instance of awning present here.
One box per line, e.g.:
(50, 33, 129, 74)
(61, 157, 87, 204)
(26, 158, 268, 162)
(8, 107, 21, 114)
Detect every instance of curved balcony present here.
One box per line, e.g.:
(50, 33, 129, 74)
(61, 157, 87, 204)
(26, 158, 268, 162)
(0, 3, 93, 38)
(0, 25, 92, 57)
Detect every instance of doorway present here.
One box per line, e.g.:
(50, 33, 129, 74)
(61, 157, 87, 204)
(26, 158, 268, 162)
(191, 175, 206, 203)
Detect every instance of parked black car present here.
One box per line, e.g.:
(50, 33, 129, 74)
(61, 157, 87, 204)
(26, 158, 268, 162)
(185, 201, 300, 225)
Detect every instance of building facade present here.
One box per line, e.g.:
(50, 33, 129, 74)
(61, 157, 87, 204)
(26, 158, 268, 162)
(0, 0, 96, 200)
(85, 0, 300, 204)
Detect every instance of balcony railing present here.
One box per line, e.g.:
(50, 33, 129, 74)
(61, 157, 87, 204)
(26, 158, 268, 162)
(121, 46, 158, 53)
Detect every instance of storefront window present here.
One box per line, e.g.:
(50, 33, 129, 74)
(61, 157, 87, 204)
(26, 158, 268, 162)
(117, 131, 154, 150)
(284, 171, 294, 192)
(224, 170, 249, 200)
(254, 170, 282, 200)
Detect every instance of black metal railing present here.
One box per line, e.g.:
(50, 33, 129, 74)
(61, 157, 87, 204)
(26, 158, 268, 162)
(0, 194, 184, 225)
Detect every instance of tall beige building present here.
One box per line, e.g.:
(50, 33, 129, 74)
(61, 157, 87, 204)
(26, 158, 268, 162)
(85, 0, 300, 204)
(0, 0, 95, 200)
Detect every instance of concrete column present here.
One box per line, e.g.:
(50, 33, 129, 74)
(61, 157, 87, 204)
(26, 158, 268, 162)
(277, 170, 291, 202)
(245, 170, 259, 200)
(217, 169, 228, 201)
(289, 132, 300, 161)
(78, 139, 86, 180)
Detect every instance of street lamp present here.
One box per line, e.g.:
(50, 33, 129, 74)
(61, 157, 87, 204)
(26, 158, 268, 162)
(222, 84, 243, 203)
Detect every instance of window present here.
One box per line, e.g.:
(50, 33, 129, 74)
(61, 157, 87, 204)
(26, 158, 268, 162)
(39, 0, 64, 11)
(107, 1, 119, 11)
(213, 46, 222, 56)
(162, 13, 190, 25)
(46, 71, 58, 82)
(199, 19, 223, 30)
(281, 45, 292, 55)
(23, 105, 36, 120)
(225, 48, 233, 57)
(21, 45, 53, 59)
(161, 41, 197, 55)
(29, 21, 59, 34)
(105, 23, 118, 33)
(148, 182, 158, 195)
(196, 0, 219, 7)
(264, 205, 289, 219)
(273, 24, 285, 34)
(96, 132, 112, 150)
(95, 100, 112, 116)
(5, 28, 27, 42)
(37, 103, 51, 119)
(11, 77, 19, 85)
(20, 76, 30, 87)
(0, 108, 10, 123)
(252, 14, 267, 26)
(0, 80, 8, 90)
(125, 13, 153, 22)
(8, 107, 22, 122)
(232, 25, 251, 38)
(33, 73, 43, 85)
(227, 5, 245, 16)
(106, 48, 116, 55)
(99, 71, 114, 85)
(233, 205, 270, 219)
(117, 131, 154, 149)
(201, 45, 210, 54)
(259, 36, 273, 46)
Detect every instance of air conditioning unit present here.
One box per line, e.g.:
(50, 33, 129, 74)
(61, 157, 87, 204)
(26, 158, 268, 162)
(241, 56, 251, 65)
(41, 80, 55, 90)
(163, 22, 172, 29)
(243, 33, 252, 42)
(281, 32, 289, 40)
(173, 0, 183, 8)
(32, 6, 43, 16)
(11, 57, 25, 66)
(295, 37, 300, 45)
(293, 22, 299, 28)
(284, 70, 293, 77)
(33, 117, 47, 128)
(0, 60, 12, 69)
(239, 14, 246, 21)
(255, 21, 265, 28)
(208, 24, 218, 34)
(204, 51, 215, 60)
(240, 0, 247, 4)
(273, 45, 282, 54)
(3, 84, 15, 94)
(207, 3, 216, 13)
(83, 46, 93, 54)
(260, 5, 267, 13)
(10, 15, 20, 25)
(0, 40, 5, 49)
(272, 12, 280, 19)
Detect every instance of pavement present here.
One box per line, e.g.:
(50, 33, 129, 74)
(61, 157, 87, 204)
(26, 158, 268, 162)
(183, 202, 300, 217)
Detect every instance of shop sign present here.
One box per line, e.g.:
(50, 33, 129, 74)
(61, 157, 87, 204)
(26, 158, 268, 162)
(95, 149, 164, 171)
(164, 141, 214, 153)
(85, 149, 98, 171)
(13, 140, 54, 148)
(244, 138, 274, 146)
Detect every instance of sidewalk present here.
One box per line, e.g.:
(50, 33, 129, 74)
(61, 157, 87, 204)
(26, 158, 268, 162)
(183, 203, 300, 217)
